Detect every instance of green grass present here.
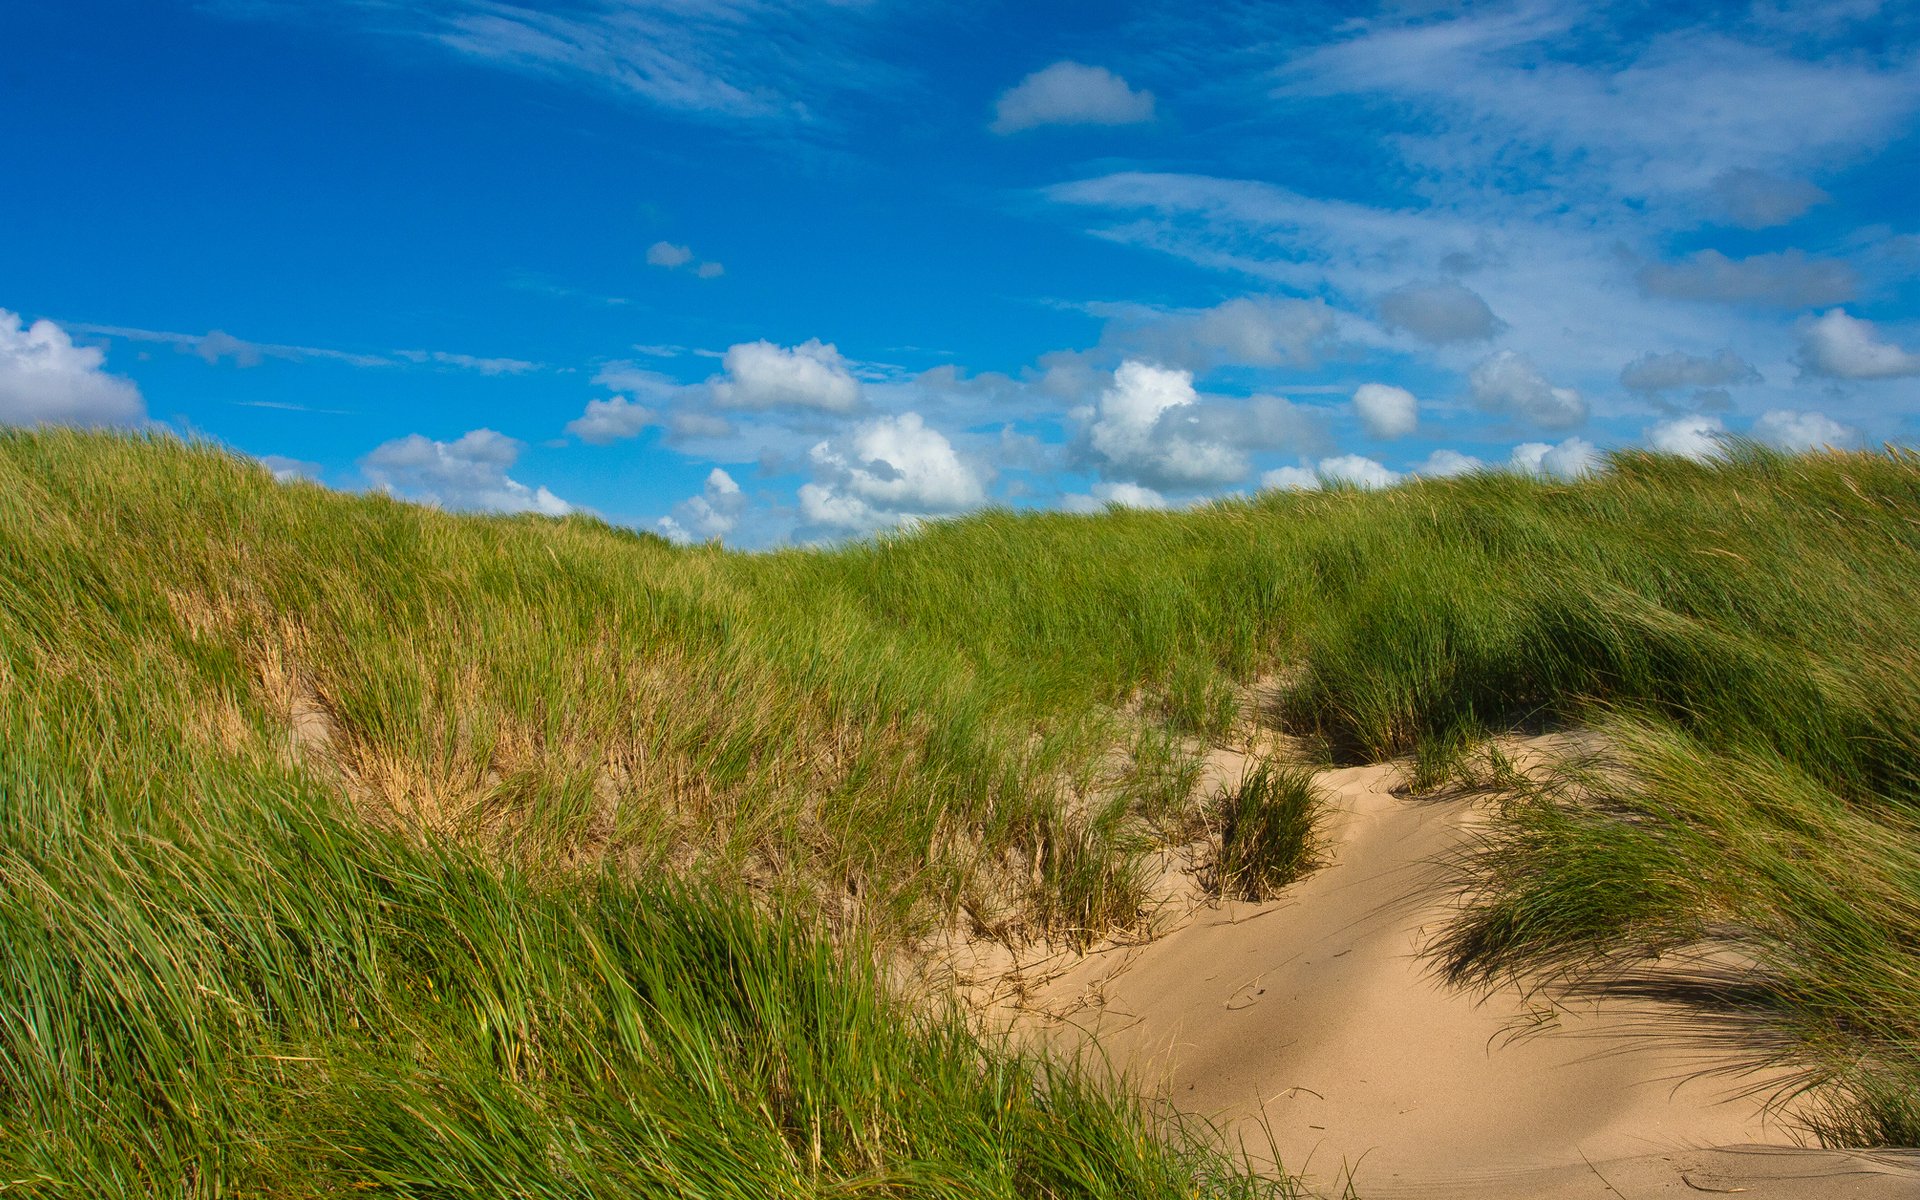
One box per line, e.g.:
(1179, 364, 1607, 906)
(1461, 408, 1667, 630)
(1211, 762, 1322, 901)
(5, 429, 1920, 1191)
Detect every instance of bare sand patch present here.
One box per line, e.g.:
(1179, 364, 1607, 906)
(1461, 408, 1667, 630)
(1009, 742, 1920, 1198)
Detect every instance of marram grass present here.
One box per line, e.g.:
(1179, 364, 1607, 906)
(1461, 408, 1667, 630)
(5, 428, 1920, 1193)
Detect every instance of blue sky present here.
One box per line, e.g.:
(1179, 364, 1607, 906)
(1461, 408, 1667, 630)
(4, 1, 1919, 544)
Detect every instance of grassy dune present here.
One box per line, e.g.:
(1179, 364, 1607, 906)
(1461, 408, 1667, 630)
(4, 429, 1919, 1193)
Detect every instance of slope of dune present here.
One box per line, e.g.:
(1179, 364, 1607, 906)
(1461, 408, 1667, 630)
(1014, 744, 1920, 1198)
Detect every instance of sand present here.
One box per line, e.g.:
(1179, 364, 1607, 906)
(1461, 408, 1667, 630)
(1012, 745, 1920, 1198)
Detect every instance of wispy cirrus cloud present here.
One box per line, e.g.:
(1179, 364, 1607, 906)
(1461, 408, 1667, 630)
(67, 322, 539, 375)
(211, 0, 901, 126)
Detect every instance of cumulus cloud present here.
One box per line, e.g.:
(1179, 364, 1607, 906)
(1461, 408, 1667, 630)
(1511, 437, 1601, 479)
(1751, 408, 1858, 451)
(1106, 296, 1337, 372)
(799, 412, 987, 531)
(1318, 454, 1399, 489)
(567, 395, 658, 444)
(1376, 279, 1502, 343)
(1637, 249, 1857, 308)
(1468, 351, 1588, 429)
(992, 62, 1154, 134)
(1260, 455, 1399, 491)
(1063, 481, 1169, 512)
(1074, 360, 1321, 491)
(0, 311, 146, 427)
(709, 339, 860, 412)
(1415, 448, 1485, 477)
(647, 241, 694, 268)
(1798, 309, 1920, 380)
(1352, 382, 1417, 439)
(258, 454, 322, 483)
(361, 429, 570, 515)
(658, 467, 747, 542)
(1619, 348, 1761, 393)
(1647, 414, 1726, 461)
(695, 261, 725, 279)
(1710, 168, 1829, 229)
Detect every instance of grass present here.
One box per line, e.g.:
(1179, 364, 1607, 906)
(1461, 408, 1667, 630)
(4, 428, 1920, 1191)
(1211, 762, 1322, 902)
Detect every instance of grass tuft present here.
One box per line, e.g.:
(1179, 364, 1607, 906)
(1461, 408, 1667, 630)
(1212, 761, 1323, 901)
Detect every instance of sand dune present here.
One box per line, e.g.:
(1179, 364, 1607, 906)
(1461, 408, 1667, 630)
(1017, 746, 1920, 1198)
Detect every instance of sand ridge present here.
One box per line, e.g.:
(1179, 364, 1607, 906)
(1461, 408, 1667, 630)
(1013, 743, 1920, 1198)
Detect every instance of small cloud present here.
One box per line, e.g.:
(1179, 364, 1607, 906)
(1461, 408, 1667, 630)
(360, 428, 570, 515)
(1260, 455, 1398, 491)
(566, 395, 658, 444)
(647, 241, 694, 268)
(0, 310, 146, 428)
(1646, 414, 1727, 461)
(1469, 351, 1588, 429)
(992, 61, 1154, 134)
(1319, 454, 1399, 489)
(1415, 449, 1484, 478)
(258, 453, 322, 483)
(1637, 249, 1857, 308)
(1510, 438, 1601, 480)
(1376, 280, 1503, 344)
(1104, 296, 1337, 372)
(658, 467, 747, 543)
(1352, 383, 1417, 439)
(695, 261, 725, 279)
(1710, 168, 1829, 230)
(1260, 465, 1322, 492)
(799, 411, 987, 531)
(198, 329, 265, 367)
(1798, 309, 1920, 380)
(1751, 408, 1858, 451)
(1063, 480, 1168, 512)
(711, 338, 861, 413)
(1619, 349, 1760, 393)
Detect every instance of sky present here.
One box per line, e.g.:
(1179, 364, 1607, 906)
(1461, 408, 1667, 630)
(4, 1, 1919, 545)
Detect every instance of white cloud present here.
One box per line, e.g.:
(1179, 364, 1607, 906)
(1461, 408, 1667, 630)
(361, 429, 571, 515)
(1619, 348, 1760, 392)
(1104, 296, 1337, 372)
(695, 261, 725, 279)
(567, 395, 658, 444)
(1278, 11, 1920, 201)
(647, 241, 694, 268)
(1352, 382, 1417, 439)
(0, 311, 145, 428)
(799, 412, 986, 531)
(1062, 480, 1168, 512)
(658, 467, 746, 542)
(258, 454, 322, 483)
(992, 62, 1154, 134)
(1077, 360, 1246, 490)
(1751, 409, 1858, 452)
(1710, 168, 1829, 229)
(1318, 454, 1399, 489)
(1260, 465, 1320, 491)
(1260, 455, 1400, 491)
(1415, 449, 1485, 478)
(1376, 279, 1502, 343)
(395, 349, 540, 375)
(1510, 437, 1602, 479)
(1646, 414, 1726, 461)
(1799, 309, 1920, 380)
(710, 339, 861, 412)
(1468, 351, 1588, 429)
(1637, 249, 1857, 308)
(70, 320, 533, 373)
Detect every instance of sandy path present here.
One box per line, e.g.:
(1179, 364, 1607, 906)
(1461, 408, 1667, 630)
(1018, 748, 1920, 1198)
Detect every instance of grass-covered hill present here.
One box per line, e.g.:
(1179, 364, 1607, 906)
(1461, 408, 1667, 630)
(4, 429, 1919, 1195)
